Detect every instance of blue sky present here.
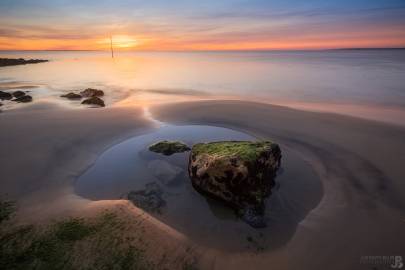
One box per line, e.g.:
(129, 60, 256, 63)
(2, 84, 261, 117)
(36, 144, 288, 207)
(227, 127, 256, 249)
(0, 0, 404, 50)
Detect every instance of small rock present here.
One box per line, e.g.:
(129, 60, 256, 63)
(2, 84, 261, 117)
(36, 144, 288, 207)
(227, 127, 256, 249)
(13, 95, 32, 103)
(0, 91, 12, 100)
(149, 140, 190, 156)
(81, 97, 105, 107)
(61, 92, 82, 99)
(80, 88, 104, 97)
(128, 182, 166, 213)
(12, 91, 25, 98)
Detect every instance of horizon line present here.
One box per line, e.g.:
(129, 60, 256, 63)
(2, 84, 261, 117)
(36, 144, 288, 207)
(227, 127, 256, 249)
(0, 47, 405, 53)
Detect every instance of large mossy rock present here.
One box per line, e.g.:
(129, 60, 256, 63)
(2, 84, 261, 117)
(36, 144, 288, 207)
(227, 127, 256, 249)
(188, 141, 281, 227)
(149, 140, 190, 156)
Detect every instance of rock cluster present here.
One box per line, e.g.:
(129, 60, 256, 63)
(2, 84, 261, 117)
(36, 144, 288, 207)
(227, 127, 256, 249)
(0, 90, 32, 103)
(60, 88, 105, 107)
(188, 141, 281, 227)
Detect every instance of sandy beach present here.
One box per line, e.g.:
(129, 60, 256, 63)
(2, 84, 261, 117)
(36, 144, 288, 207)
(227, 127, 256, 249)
(0, 98, 404, 269)
(1, 0, 405, 267)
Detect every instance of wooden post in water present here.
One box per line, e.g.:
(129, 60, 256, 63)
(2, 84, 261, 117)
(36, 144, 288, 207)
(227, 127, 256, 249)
(110, 36, 114, 58)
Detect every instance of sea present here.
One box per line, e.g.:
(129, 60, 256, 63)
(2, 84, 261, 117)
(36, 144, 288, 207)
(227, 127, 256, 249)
(1, 49, 405, 125)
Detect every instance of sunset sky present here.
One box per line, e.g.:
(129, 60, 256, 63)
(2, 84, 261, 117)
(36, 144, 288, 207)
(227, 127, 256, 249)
(1, 0, 405, 51)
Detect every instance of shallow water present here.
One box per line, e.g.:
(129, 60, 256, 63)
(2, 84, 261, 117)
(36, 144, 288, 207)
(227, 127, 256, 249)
(1, 50, 405, 125)
(75, 124, 322, 251)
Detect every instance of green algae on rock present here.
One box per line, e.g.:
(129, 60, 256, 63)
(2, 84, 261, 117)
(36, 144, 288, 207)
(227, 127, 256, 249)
(191, 141, 279, 162)
(148, 140, 190, 156)
(188, 141, 281, 228)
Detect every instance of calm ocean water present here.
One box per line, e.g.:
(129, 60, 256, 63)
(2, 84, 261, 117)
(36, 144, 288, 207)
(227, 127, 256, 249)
(1, 50, 405, 124)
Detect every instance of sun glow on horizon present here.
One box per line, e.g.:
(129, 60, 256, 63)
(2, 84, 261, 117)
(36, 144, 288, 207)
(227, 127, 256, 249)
(98, 35, 140, 50)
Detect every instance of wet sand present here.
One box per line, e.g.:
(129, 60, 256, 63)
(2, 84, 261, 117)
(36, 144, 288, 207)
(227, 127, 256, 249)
(1, 100, 405, 269)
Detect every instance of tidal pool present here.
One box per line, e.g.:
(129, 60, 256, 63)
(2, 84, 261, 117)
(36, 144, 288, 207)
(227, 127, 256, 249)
(75, 125, 322, 251)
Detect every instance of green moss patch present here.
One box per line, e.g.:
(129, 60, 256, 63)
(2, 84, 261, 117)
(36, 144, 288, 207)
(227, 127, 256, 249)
(53, 218, 96, 242)
(0, 212, 151, 270)
(192, 141, 276, 162)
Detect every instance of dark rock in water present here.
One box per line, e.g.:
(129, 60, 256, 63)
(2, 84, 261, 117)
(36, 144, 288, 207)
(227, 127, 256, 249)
(13, 95, 32, 103)
(61, 92, 82, 99)
(81, 97, 105, 107)
(188, 141, 281, 228)
(128, 182, 166, 213)
(0, 91, 12, 100)
(149, 140, 190, 156)
(80, 88, 104, 97)
(12, 90, 26, 98)
(0, 58, 48, 67)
